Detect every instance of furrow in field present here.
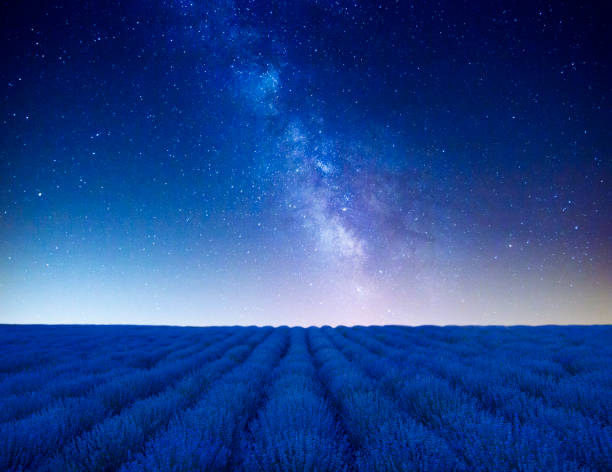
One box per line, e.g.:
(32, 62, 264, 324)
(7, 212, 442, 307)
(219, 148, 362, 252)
(339, 326, 611, 471)
(0, 335, 205, 423)
(331, 326, 525, 471)
(118, 327, 289, 472)
(40, 328, 271, 472)
(236, 327, 354, 472)
(371, 325, 612, 429)
(1, 328, 230, 425)
(0, 328, 247, 471)
(308, 327, 463, 472)
(0, 328, 210, 398)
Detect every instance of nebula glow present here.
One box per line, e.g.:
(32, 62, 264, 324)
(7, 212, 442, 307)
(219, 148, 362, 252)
(1, 1, 610, 326)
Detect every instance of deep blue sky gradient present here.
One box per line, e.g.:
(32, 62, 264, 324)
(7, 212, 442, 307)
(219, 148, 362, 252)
(1, 0, 610, 325)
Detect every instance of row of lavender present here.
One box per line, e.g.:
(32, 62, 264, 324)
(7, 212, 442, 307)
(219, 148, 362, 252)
(0, 324, 610, 471)
(327, 325, 611, 471)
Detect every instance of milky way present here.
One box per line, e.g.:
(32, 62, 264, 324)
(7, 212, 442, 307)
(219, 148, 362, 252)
(1, 1, 610, 325)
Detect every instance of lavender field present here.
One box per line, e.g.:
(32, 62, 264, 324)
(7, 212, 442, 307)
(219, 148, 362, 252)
(1, 325, 611, 471)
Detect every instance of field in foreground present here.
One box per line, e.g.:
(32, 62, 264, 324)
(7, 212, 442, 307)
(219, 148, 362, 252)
(0, 325, 610, 472)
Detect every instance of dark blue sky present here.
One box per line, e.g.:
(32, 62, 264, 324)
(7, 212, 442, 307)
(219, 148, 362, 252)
(1, 0, 610, 325)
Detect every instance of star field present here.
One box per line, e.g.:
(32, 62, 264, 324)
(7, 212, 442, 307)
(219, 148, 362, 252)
(1, 0, 610, 325)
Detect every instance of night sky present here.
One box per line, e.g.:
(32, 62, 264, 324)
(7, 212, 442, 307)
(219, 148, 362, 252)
(1, 1, 610, 326)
